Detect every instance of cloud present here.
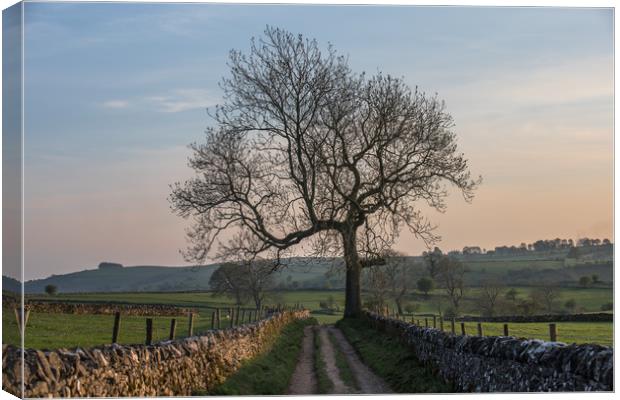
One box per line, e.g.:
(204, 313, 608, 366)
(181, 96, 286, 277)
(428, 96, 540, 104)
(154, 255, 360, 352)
(101, 88, 220, 113)
(101, 99, 129, 109)
(145, 89, 219, 113)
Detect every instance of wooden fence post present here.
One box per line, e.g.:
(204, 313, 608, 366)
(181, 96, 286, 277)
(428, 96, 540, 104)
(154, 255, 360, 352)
(424, 318, 428, 328)
(451, 318, 456, 334)
(145, 318, 153, 345)
(216, 308, 221, 329)
(433, 315, 437, 328)
(549, 323, 557, 341)
(188, 312, 194, 337)
(460, 322, 466, 335)
(211, 311, 216, 330)
(241, 309, 246, 324)
(235, 307, 240, 326)
(112, 311, 121, 343)
(439, 317, 444, 331)
(477, 323, 483, 336)
(503, 323, 509, 336)
(14, 307, 30, 334)
(169, 318, 177, 340)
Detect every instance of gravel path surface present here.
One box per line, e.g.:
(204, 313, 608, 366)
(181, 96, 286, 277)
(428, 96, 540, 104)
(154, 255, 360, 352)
(288, 324, 392, 394)
(328, 325, 393, 394)
(287, 326, 318, 395)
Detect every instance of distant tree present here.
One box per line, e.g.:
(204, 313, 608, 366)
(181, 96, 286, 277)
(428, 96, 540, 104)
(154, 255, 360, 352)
(404, 303, 420, 314)
(578, 275, 592, 288)
(602, 238, 611, 246)
(443, 306, 458, 319)
(209, 260, 275, 308)
(516, 298, 540, 316)
(423, 247, 444, 279)
(504, 288, 518, 303)
(362, 264, 390, 311)
(244, 260, 276, 309)
(530, 285, 558, 313)
(209, 263, 248, 305)
(476, 279, 504, 317)
(577, 238, 592, 247)
(437, 257, 467, 315)
(462, 246, 481, 255)
(382, 251, 415, 314)
(362, 251, 415, 314)
(416, 277, 435, 298)
(564, 299, 577, 313)
(567, 246, 580, 259)
(591, 274, 600, 284)
(44, 284, 57, 296)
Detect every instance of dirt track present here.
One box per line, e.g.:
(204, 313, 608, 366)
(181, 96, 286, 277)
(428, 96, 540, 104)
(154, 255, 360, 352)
(287, 324, 392, 394)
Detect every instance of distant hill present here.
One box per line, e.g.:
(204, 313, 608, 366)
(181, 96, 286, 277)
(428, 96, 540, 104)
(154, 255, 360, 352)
(18, 258, 345, 294)
(2, 275, 21, 293)
(6, 245, 613, 294)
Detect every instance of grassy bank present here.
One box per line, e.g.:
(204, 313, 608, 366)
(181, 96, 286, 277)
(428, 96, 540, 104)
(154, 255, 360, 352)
(336, 318, 452, 393)
(206, 317, 318, 395)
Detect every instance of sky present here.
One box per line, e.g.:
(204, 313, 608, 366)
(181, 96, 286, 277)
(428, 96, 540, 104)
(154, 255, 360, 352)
(8, 3, 614, 279)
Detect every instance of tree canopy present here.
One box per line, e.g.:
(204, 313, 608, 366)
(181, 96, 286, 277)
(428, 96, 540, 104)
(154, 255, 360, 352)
(170, 27, 479, 316)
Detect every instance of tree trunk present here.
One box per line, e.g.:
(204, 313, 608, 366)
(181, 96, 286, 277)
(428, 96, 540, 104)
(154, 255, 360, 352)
(395, 298, 403, 315)
(342, 228, 362, 318)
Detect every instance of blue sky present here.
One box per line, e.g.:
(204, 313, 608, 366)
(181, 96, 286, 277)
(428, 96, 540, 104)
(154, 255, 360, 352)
(16, 3, 613, 279)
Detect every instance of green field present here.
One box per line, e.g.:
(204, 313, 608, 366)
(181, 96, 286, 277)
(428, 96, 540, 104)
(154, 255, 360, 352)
(2, 309, 254, 349)
(463, 259, 565, 271)
(460, 321, 613, 346)
(398, 318, 613, 347)
(25, 286, 612, 314)
(4, 288, 613, 349)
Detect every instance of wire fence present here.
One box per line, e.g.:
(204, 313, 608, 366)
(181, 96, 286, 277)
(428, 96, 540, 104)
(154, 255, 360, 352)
(381, 312, 613, 347)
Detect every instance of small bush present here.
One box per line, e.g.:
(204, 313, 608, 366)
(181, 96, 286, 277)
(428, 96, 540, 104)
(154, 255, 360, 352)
(404, 303, 420, 313)
(600, 303, 613, 311)
(564, 299, 577, 312)
(443, 307, 457, 319)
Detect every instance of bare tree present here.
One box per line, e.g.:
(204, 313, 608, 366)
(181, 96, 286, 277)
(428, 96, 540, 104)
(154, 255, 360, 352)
(208, 260, 275, 309)
(209, 263, 248, 305)
(475, 279, 504, 317)
(170, 27, 479, 317)
(437, 257, 467, 315)
(362, 264, 390, 312)
(245, 260, 275, 310)
(423, 247, 443, 279)
(530, 284, 558, 314)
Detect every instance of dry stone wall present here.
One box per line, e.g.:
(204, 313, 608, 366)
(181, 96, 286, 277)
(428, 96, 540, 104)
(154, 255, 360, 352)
(364, 311, 613, 392)
(2, 310, 310, 397)
(21, 300, 197, 316)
